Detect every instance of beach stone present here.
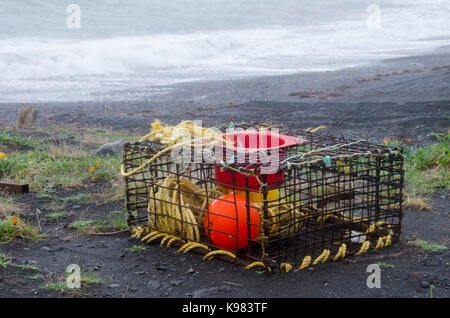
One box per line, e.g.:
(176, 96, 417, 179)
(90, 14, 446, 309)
(147, 280, 161, 290)
(16, 108, 38, 129)
(0, 144, 12, 153)
(420, 281, 430, 288)
(191, 287, 220, 298)
(40, 246, 50, 251)
(93, 139, 127, 156)
(170, 279, 184, 287)
(155, 264, 170, 271)
(219, 286, 233, 293)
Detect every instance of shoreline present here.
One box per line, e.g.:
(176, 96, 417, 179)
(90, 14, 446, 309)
(0, 51, 449, 144)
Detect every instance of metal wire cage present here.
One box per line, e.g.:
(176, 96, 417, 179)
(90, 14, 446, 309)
(123, 128, 404, 271)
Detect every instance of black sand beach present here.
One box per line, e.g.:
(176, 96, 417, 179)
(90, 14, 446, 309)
(1, 51, 449, 142)
(0, 52, 449, 298)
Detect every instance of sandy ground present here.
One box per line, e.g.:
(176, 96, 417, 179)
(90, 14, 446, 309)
(0, 52, 449, 298)
(0, 181, 448, 298)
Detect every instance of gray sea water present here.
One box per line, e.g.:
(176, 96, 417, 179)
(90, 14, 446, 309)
(0, 0, 449, 102)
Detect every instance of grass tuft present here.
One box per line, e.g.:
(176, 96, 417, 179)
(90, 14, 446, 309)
(1, 131, 123, 189)
(385, 132, 449, 210)
(41, 281, 67, 292)
(0, 132, 35, 148)
(0, 197, 43, 243)
(408, 239, 448, 252)
(0, 253, 11, 268)
(68, 219, 95, 231)
(46, 212, 69, 220)
(377, 262, 395, 269)
(126, 244, 147, 253)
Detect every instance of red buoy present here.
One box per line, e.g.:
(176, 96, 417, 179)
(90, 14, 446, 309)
(205, 194, 260, 251)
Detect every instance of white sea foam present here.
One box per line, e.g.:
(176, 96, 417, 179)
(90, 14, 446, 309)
(0, 0, 449, 101)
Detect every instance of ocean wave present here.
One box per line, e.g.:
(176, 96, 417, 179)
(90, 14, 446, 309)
(0, 0, 449, 101)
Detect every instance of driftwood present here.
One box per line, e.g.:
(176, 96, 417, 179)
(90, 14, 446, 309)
(0, 181, 29, 194)
(16, 107, 37, 129)
(344, 249, 413, 263)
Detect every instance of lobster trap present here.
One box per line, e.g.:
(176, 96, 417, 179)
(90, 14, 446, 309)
(123, 126, 404, 272)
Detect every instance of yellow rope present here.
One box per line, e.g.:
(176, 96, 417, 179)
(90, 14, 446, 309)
(312, 249, 331, 265)
(356, 240, 371, 255)
(316, 214, 331, 224)
(384, 234, 392, 247)
(160, 234, 179, 247)
(203, 250, 236, 261)
(121, 120, 231, 177)
(305, 125, 327, 133)
(166, 236, 182, 247)
(333, 243, 347, 261)
(130, 226, 144, 238)
(298, 256, 312, 270)
(245, 262, 271, 273)
(177, 242, 210, 254)
(177, 241, 194, 253)
(183, 242, 210, 254)
(366, 221, 390, 234)
(141, 231, 160, 243)
(375, 236, 385, 249)
(280, 263, 293, 273)
(145, 233, 167, 244)
(147, 175, 204, 242)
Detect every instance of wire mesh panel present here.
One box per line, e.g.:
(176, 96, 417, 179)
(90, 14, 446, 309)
(123, 129, 404, 271)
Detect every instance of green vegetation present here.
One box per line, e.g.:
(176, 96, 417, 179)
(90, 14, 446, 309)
(29, 273, 45, 280)
(41, 281, 67, 292)
(0, 253, 11, 268)
(0, 197, 43, 244)
(0, 131, 35, 148)
(408, 239, 448, 252)
(40, 269, 104, 293)
(46, 212, 69, 220)
(81, 271, 104, 287)
(0, 127, 131, 189)
(94, 210, 128, 232)
(0, 148, 122, 188)
(386, 132, 449, 210)
(68, 219, 95, 231)
(68, 211, 127, 233)
(14, 263, 39, 271)
(377, 262, 395, 269)
(37, 192, 57, 199)
(0, 253, 39, 271)
(126, 244, 147, 253)
(61, 194, 90, 202)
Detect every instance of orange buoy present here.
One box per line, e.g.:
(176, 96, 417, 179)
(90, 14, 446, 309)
(205, 194, 260, 251)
